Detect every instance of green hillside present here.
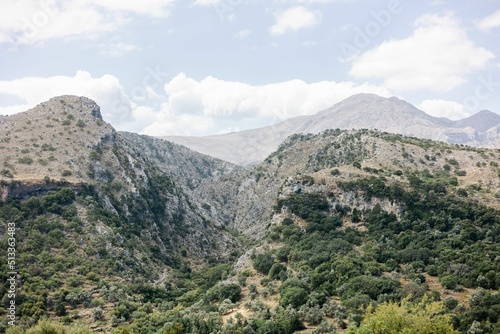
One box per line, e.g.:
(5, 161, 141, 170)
(1, 100, 499, 333)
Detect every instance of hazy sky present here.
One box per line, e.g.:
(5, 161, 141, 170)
(1, 0, 499, 136)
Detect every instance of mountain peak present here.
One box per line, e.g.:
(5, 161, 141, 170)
(455, 109, 500, 132)
(164, 94, 499, 165)
(0, 95, 114, 182)
(475, 109, 499, 118)
(41, 95, 103, 121)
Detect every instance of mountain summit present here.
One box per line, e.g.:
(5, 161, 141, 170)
(455, 109, 500, 133)
(163, 94, 500, 166)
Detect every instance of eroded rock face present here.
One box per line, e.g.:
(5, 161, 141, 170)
(0, 95, 244, 269)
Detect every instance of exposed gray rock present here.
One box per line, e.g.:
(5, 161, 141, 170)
(162, 94, 500, 166)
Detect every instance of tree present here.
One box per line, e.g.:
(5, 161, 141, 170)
(347, 297, 460, 334)
(269, 263, 287, 280)
(441, 275, 458, 290)
(280, 287, 308, 308)
(92, 306, 105, 321)
(218, 284, 242, 303)
(253, 253, 274, 275)
(219, 299, 236, 315)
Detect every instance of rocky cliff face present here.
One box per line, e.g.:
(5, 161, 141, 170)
(199, 129, 500, 239)
(0, 95, 243, 274)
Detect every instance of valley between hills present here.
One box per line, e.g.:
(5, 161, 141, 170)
(0, 95, 499, 333)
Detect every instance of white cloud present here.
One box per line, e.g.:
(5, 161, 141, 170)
(417, 99, 469, 120)
(0, 0, 175, 45)
(141, 112, 216, 136)
(270, 6, 321, 36)
(0, 71, 134, 125)
(141, 73, 390, 135)
(0, 72, 391, 136)
(235, 29, 252, 39)
(349, 14, 495, 92)
(90, 0, 176, 17)
(477, 9, 500, 32)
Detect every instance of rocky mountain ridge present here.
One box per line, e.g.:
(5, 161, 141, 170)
(1, 96, 499, 333)
(163, 94, 500, 166)
(0, 95, 243, 270)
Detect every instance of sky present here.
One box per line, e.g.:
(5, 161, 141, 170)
(0, 0, 499, 136)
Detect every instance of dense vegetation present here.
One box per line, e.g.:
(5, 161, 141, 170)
(267, 167, 499, 333)
(1, 128, 499, 333)
(0, 187, 238, 333)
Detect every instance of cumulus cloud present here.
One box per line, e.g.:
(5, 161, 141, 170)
(140, 73, 391, 135)
(0, 71, 134, 125)
(0, 0, 175, 45)
(270, 6, 321, 36)
(0, 72, 391, 136)
(349, 14, 495, 92)
(417, 99, 469, 120)
(477, 9, 500, 32)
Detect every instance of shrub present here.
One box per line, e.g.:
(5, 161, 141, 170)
(23, 319, 66, 334)
(18, 156, 33, 164)
(440, 275, 458, 290)
(331, 168, 340, 176)
(218, 299, 235, 315)
(92, 307, 105, 321)
(280, 287, 309, 308)
(269, 263, 288, 280)
(444, 298, 458, 310)
(1, 169, 13, 178)
(351, 297, 460, 334)
(206, 283, 242, 303)
(253, 252, 274, 275)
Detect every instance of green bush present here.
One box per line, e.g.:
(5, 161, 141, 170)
(440, 275, 458, 290)
(280, 286, 309, 308)
(253, 252, 274, 275)
(18, 156, 33, 164)
(349, 297, 459, 334)
(269, 263, 287, 280)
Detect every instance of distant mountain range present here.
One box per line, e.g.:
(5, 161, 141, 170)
(163, 94, 500, 166)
